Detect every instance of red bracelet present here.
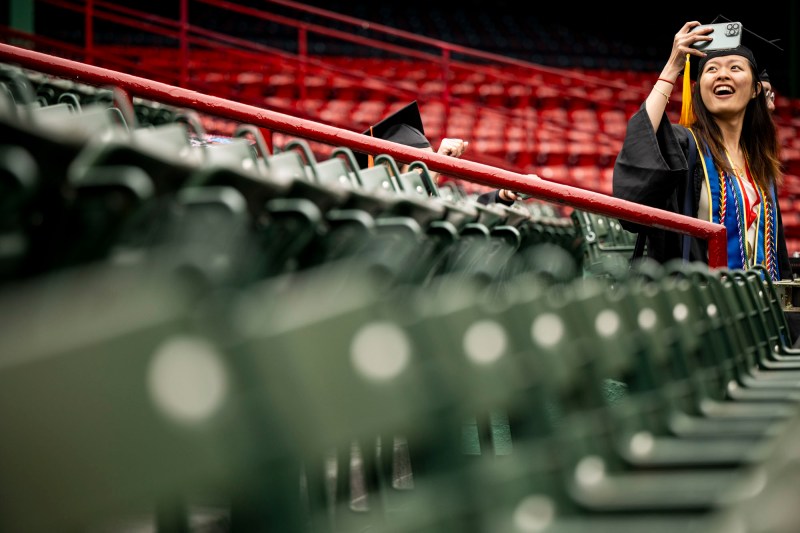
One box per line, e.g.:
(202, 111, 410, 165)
(657, 77, 675, 85)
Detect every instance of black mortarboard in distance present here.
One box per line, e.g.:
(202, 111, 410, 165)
(354, 101, 430, 169)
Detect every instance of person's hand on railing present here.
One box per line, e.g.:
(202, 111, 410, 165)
(498, 173, 543, 202)
(437, 138, 469, 158)
(498, 189, 519, 202)
(431, 137, 469, 185)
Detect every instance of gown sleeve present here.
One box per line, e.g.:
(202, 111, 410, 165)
(476, 190, 513, 206)
(612, 105, 691, 221)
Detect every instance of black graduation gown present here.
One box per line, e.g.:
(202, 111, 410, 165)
(476, 189, 514, 206)
(612, 105, 792, 280)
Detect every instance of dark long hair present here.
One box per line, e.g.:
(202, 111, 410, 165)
(690, 62, 782, 193)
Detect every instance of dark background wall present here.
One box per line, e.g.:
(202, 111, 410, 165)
(296, 0, 799, 97)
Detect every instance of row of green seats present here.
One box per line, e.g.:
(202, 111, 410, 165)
(1, 62, 584, 292)
(2, 252, 800, 531)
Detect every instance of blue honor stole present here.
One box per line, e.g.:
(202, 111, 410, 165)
(698, 143, 780, 280)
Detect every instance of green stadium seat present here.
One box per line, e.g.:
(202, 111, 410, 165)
(60, 164, 158, 268)
(200, 137, 261, 174)
(312, 147, 401, 220)
(131, 122, 201, 166)
(571, 210, 637, 278)
(373, 155, 446, 228)
(233, 123, 272, 159)
(224, 262, 469, 530)
(164, 185, 258, 287)
(433, 182, 480, 231)
(184, 154, 289, 220)
(0, 263, 263, 532)
(266, 140, 349, 213)
(473, 200, 508, 229)
(0, 145, 38, 278)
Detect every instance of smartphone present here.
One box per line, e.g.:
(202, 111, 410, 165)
(690, 22, 743, 52)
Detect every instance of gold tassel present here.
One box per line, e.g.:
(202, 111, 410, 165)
(679, 53, 694, 127)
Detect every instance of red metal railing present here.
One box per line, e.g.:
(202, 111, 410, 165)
(0, 43, 728, 268)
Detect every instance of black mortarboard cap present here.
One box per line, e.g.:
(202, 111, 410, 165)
(694, 45, 757, 80)
(354, 101, 430, 169)
(760, 69, 770, 83)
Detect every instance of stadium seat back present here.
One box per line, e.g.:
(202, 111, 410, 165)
(0, 264, 259, 532)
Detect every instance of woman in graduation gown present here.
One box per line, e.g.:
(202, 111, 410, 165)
(612, 20, 792, 281)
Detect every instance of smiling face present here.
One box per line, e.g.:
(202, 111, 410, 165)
(699, 55, 757, 119)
